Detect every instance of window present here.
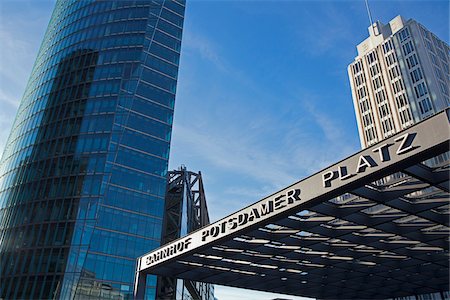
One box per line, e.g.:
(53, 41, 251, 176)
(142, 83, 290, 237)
(420, 26, 431, 39)
(410, 68, 423, 83)
(388, 69, 394, 81)
(156, 18, 182, 39)
(399, 108, 412, 125)
(395, 93, 408, 108)
(392, 79, 404, 94)
(389, 65, 401, 80)
(160, 8, 184, 27)
(435, 68, 444, 81)
(367, 51, 377, 64)
(359, 99, 370, 112)
(375, 90, 386, 103)
(425, 39, 434, 52)
(437, 48, 447, 61)
(373, 77, 382, 90)
(362, 113, 373, 127)
(357, 86, 366, 99)
(383, 119, 393, 133)
(442, 62, 449, 74)
(433, 36, 443, 50)
(398, 27, 410, 42)
(136, 81, 175, 108)
(385, 53, 396, 66)
(149, 42, 180, 65)
(402, 41, 414, 55)
(164, 0, 185, 16)
(141, 67, 177, 93)
(365, 127, 377, 144)
(414, 82, 428, 98)
(352, 61, 362, 74)
(418, 97, 432, 114)
(365, 128, 371, 142)
(406, 54, 418, 69)
(383, 40, 393, 53)
(430, 53, 438, 66)
(378, 103, 389, 118)
(355, 73, 365, 87)
(440, 82, 448, 95)
(154, 30, 181, 52)
(370, 64, 380, 76)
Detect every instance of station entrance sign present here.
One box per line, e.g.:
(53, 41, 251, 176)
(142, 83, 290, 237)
(136, 109, 449, 299)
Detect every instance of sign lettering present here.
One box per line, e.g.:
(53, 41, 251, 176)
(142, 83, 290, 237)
(201, 188, 301, 242)
(322, 132, 418, 188)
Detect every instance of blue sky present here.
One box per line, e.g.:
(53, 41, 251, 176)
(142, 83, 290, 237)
(0, 1, 448, 299)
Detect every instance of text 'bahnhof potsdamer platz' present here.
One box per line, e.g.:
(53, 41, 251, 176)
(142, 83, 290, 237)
(136, 105, 450, 300)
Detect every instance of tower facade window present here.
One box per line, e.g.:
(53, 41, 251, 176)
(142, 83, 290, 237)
(0, 1, 189, 299)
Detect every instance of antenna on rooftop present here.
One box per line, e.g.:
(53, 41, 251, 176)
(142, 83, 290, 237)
(364, 0, 379, 35)
(364, 0, 374, 27)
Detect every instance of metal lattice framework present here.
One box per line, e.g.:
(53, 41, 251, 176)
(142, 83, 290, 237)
(161, 168, 210, 244)
(149, 167, 212, 300)
(135, 110, 450, 299)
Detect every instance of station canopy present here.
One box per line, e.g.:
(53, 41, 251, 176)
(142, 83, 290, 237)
(136, 109, 450, 299)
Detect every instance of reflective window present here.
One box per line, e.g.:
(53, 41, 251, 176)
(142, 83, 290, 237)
(0, 1, 185, 299)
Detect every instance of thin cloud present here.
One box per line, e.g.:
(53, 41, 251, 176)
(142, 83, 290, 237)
(293, 2, 358, 58)
(172, 123, 297, 188)
(183, 30, 228, 72)
(0, 4, 52, 159)
(172, 5, 361, 229)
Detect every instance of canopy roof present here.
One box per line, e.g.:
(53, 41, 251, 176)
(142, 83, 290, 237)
(136, 109, 449, 299)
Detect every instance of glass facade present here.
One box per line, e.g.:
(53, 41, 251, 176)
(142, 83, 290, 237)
(0, 0, 185, 299)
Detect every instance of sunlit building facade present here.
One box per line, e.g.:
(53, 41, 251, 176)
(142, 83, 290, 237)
(0, 0, 185, 299)
(348, 16, 449, 300)
(348, 15, 449, 149)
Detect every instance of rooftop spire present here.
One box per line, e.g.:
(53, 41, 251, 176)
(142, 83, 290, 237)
(364, 0, 377, 35)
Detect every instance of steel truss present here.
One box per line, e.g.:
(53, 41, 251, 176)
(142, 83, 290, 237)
(136, 167, 212, 299)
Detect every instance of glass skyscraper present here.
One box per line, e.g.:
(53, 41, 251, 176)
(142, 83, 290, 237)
(0, 0, 185, 299)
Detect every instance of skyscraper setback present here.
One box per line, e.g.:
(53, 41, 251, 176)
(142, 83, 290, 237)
(0, 1, 185, 299)
(348, 15, 449, 149)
